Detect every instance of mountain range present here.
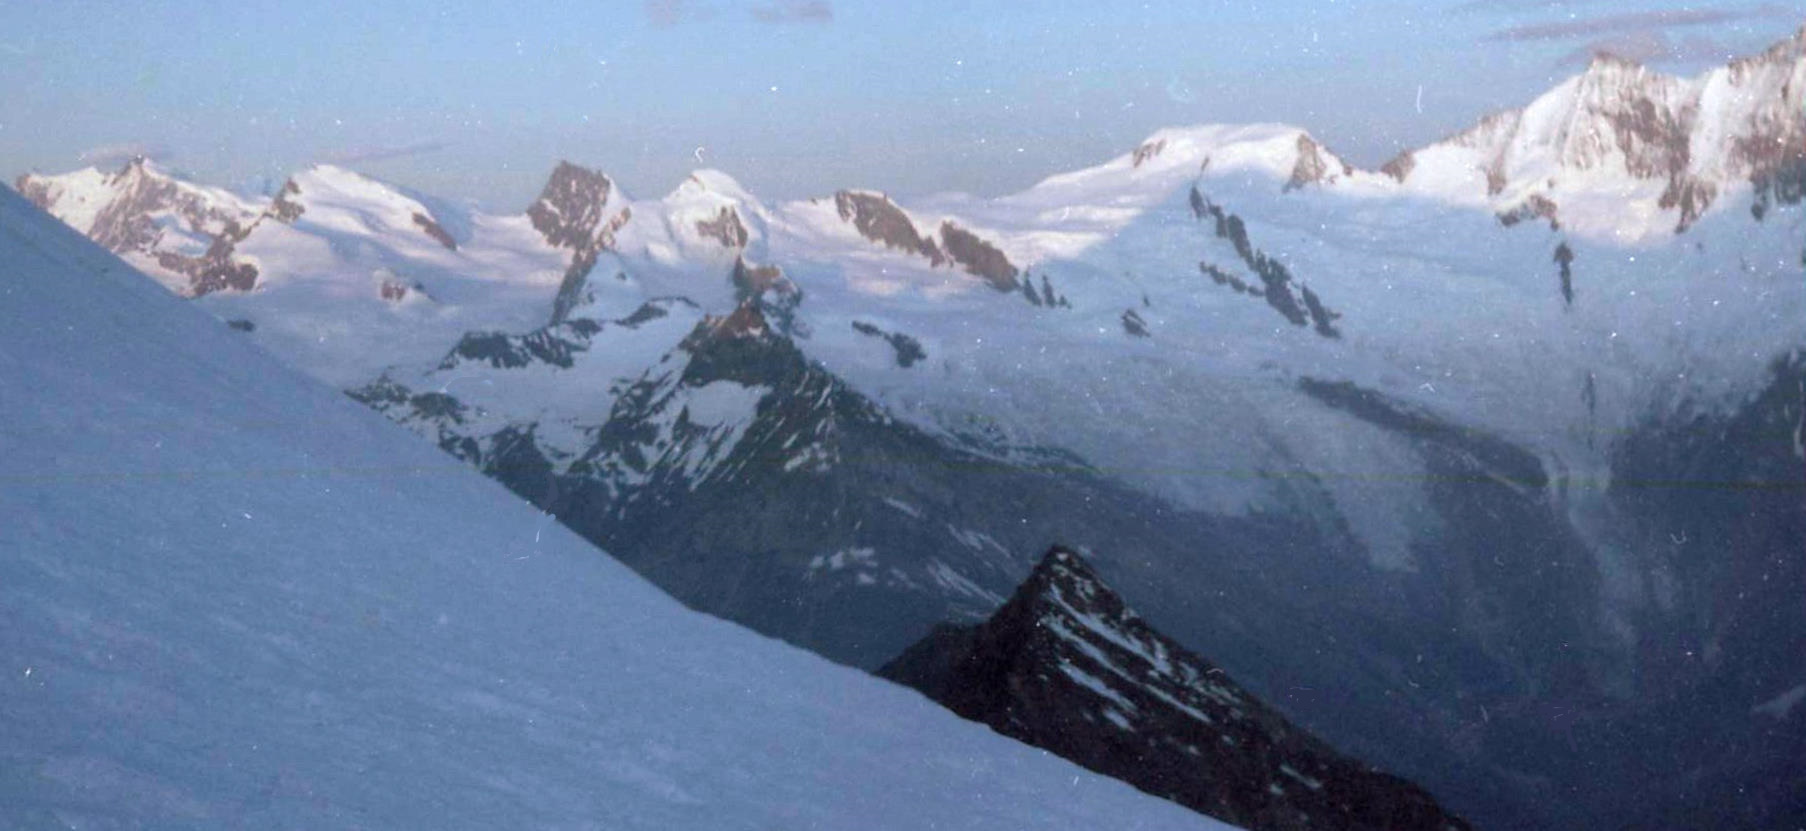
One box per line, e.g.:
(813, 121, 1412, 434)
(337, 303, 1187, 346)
(13, 27, 1805, 830)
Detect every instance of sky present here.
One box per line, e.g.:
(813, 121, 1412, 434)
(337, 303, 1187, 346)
(1, 1, 1801, 209)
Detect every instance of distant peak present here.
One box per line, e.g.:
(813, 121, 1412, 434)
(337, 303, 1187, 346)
(1020, 546, 1116, 608)
(1033, 545, 1094, 579)
(107, 155, 168, 184)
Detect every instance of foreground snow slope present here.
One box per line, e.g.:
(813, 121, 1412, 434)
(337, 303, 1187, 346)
(0, 187, 1226, 829)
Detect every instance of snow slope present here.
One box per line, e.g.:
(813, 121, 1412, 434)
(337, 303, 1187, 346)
(0, 186, 1229, 829)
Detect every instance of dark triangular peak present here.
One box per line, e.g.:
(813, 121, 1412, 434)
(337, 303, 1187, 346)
(527, 160, 617, 251)
(881, 546, 1471, 831)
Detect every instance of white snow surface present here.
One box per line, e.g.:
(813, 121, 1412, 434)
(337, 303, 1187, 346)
(0, 188, 1232, 829)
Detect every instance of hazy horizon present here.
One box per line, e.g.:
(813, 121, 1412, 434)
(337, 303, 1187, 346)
(3, 1, 1801, 210)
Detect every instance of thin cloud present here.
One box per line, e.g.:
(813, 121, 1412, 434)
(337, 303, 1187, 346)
(1485, 7, 1773, 42)
(750, 0, 833, 24)
(645, 0, 714, 26)
(320, 140, 450, 165)
(77, 142, 169, 166)
(1555, 29, 1739, 65)
(1451, 0, 1600, 13)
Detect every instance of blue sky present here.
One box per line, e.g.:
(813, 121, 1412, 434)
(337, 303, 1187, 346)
(1, 1, 1800, 208)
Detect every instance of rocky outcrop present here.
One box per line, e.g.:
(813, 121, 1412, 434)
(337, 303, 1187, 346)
(833, 190, 947, 265)
(938, 221, 1019, 291)
(268, 179, 305, 223)
(1132, 138, 1167, 168)
(881, 548, 1472, 831)
(1284, 134, 1348, 192)
(528, 161, 632, 326)
(851, 320, 927, 367)
(527, 161, 617, 251)
(1497, 194, 1561, 230)
(412, 212, 457, 250)
(695, 205, 750, 249)
(1120, 309, 1150, 337)
(1193, 191, 1342, 338)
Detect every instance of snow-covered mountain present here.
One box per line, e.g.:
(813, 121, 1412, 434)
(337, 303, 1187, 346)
(0, 183, 1234, 829)
(11, 28, 1805, 831)
(881, 547, 1470, 831)
(1381, 26, 1805, 240)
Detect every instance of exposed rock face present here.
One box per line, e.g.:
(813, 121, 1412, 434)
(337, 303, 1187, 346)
(438, 317, 606, 371)
(695, 205, 750, 249)
(1496, 194, 1561, 230)
(14, 174, 54, 208)
(851, 320, 927, 367)
(268, 179, 305, 223)
(833, 190, 947, 265)
(18, 157, 267, 296)
(1284, 134, 1346, 192)
(1379, 151, 1415, 182)
(1193, 191, 1341, 338)
(529, 161, 631, 326)
(938, 221, 1019, 291)
(1120, 308, 1150, 337)
(527, 161, 616, 251)
(1554, 241, 1576, 307)
(880, 548, 1472, 831)
(1132, 138, 1168, 168)
(412, 212, 457, 250)
(730, 256, 802, 332)
(153, 219, 260, 295)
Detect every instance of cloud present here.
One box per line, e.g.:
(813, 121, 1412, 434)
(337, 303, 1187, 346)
(1554, 28, 1739, 65)
(645, 0, 714, 26)
(320, 140, 449, 165)
(1484, 6, 1780, 42)
(749, 0, 832, 24)
(1451, 0, 1600, 13)
(77, 142, 170, 166)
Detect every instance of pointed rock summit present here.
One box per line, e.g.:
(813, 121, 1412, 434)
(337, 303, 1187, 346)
(880, 547, 1471, 831)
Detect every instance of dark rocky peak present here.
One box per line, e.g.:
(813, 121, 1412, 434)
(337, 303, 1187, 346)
(695, 205, 750, 249)
(880, 546, 1472, 831)
(531, 161, 631, 326)
(937, 221, 1019, 291)
(833, 190, 947, 265)
(527, 161, 617, 251)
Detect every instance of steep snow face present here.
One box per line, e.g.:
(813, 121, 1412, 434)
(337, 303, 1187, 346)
(1385, 27, 1806, 240)
(0, 187, 1229, 830)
